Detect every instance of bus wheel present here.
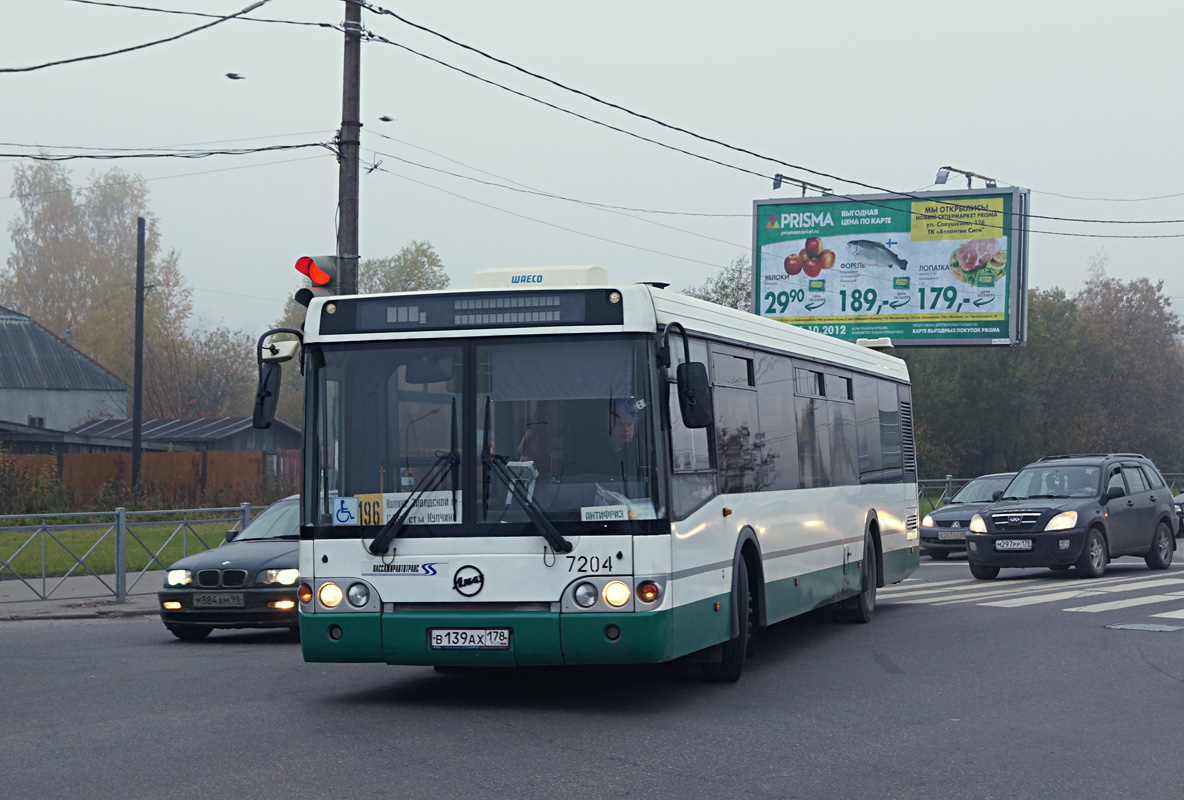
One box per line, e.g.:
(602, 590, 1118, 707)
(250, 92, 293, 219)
(840, 532, 877, 624)
(701, 558, 752, 683)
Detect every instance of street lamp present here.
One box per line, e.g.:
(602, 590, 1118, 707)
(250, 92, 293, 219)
(934, 166, 997, 189)
(773, 173, 832, 197)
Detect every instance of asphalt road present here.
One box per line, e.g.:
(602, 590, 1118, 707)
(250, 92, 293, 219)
(2, 556, 1182, 800)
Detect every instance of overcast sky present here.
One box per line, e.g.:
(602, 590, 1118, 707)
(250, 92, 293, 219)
(3, 0, 1183, 335)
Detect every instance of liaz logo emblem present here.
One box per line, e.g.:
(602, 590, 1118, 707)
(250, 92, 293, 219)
(452, 565, 484, 597)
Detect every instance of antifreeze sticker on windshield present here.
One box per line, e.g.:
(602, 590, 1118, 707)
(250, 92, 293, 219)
(580, 500, 656, 522)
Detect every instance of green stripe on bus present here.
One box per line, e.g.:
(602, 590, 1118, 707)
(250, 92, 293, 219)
(763, 563, 851, 624)
(883, 546, 920, 585)
(300, 613, 384, 663)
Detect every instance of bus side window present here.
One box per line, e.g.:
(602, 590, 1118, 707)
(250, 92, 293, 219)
(668, 336, 715, 518)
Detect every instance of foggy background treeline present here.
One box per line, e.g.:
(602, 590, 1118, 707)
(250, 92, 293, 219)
(6, 163, 1182, 481)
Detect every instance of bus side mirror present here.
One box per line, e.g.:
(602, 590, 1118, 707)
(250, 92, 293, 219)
(253, 363, 282, 429)
(676, 362, 713, 429)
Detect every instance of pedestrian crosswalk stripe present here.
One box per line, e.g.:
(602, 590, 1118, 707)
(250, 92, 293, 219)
(1065, 594, 1184, 613)
(882, 571, 1184, 609)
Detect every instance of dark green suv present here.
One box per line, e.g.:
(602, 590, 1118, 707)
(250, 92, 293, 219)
(964, 454, 1177, 580)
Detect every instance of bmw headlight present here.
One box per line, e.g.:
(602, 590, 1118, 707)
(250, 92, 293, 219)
(1044, 511, 1078, 532)
(921, 514, 935, 528)
(166, 569, 192, 587)
(969, 514, 987, 533)
(256, 568, 300, 586)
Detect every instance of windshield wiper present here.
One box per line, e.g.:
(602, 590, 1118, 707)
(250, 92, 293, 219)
(368, 399, 459, 556)
(484, 452, 573, 554)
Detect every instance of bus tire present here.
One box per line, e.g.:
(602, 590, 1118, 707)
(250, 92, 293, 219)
(840, 531, 877, 624)
(701, 557, 751, 682)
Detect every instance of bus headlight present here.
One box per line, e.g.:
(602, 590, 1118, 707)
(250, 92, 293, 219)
(298, 583, 313, 604)
(346, 583, 370, 607)
(603, 580, 631, 607)
(574, 582, 598, 608)
(318, 582, 343, 608)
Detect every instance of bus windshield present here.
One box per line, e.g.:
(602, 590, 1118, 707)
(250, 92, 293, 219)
(306, 335, 660, 534)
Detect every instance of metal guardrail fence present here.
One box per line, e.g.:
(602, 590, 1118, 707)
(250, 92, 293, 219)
(919, 474, 1184, 513)
(0, 503, 262, 605)
(5, 474, 1183, 605)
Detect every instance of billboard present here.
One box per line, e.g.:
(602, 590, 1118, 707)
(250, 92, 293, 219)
(751, 187, 1029, 346)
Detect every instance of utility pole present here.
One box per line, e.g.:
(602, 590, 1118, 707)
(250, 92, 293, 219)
(132, 217, 145, 487)
(337, 0, 362, 295)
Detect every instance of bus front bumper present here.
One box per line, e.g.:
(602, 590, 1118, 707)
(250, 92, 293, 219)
(300, 607, 674, 666)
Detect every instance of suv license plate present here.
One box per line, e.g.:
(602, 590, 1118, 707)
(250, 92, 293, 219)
(430, 628, 510, 650)
(937, 530, 965, 541)
(995, 539, 1032, 551)
(193, 593, 244, 608)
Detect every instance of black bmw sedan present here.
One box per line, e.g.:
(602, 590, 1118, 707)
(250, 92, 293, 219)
(158, 496, 300, 641)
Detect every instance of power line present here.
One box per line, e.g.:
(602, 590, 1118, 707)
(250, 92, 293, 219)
(0, 143, 333, 161)
(58, 0, 338, 28)
(3, 154, 329, 203)
(363, 36, 1184, 240)
(363, 146, 742, 250)
(365, 130, 747, 217)
(1, 0, 273, 73)
(372, 165, 732, 269)
(360, 31, 774, 186)
(361, 2, 1184, 229)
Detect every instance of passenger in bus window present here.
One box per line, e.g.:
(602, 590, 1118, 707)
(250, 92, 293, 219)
(516, 425, 552, 479)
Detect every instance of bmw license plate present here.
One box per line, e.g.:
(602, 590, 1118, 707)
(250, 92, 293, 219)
(430, 628, 510, 650)
(193, 593, 244, 608)
(937, 530, 965, 541)
(995, 539, 1032, 551)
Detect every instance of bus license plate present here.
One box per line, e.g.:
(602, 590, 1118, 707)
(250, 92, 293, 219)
(193, 593, 244, 608)
(937, 530, 965, 541)
(995, 539, 1032, 551)
(430, 628, 510, 650)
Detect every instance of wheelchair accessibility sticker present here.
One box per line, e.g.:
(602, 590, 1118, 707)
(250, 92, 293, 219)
(332, 497, 360, 526)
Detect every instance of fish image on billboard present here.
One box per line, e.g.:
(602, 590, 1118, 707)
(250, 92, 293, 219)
(846, 240, 908, 270)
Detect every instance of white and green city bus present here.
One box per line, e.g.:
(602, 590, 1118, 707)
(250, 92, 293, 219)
(256, 266, 919, 681)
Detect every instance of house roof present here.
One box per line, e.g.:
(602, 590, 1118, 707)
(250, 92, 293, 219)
(70, 417, 299, 442)
(0, 305, 128, 392)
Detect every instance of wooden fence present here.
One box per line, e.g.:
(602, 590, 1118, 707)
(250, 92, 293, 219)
(1, 449, 300, 508)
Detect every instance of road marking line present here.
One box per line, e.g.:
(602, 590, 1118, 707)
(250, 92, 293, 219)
(1151, 608, 1184, 619)
(982, 590, 1099, 607)
(1091, 578, 1184, 593)
(1065, 595, 1182, 612)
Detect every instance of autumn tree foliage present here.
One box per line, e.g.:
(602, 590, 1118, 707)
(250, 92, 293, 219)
(2, 161, 255, 420)
(903, 253, 1184, 476)
(683, 255, 752, 311)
